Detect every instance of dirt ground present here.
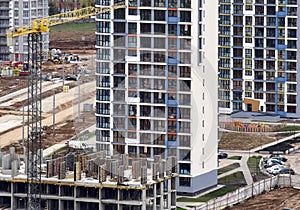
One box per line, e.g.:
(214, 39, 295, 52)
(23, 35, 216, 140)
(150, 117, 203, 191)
(49, 30, 95, 53)
(226, 187, 300, 210)
(0, 30, 96, 153)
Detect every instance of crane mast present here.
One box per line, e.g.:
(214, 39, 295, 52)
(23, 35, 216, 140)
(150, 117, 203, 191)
(27, 33, 43, 210)
(6, 2, 126, 209)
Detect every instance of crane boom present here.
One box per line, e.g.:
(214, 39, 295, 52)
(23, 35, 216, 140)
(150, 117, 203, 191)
(6, 2, 125, 37)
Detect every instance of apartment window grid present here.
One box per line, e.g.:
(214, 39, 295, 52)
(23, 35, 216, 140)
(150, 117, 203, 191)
(199, 0, 203, 64)
(218, 0, 231, 109)
(95, 0, 194, 157)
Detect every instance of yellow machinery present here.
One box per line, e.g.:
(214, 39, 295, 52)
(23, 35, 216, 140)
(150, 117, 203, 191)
(6, 3, 125, 37)
(6, 2, 125, 209)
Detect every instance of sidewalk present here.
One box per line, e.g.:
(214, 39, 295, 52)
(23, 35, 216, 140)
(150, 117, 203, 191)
(177, 154, 254, 209)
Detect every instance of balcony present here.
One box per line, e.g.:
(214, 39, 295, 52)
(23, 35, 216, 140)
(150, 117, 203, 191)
(254, 75, 263, 80)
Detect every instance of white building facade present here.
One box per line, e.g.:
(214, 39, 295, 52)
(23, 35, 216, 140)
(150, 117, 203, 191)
(95, 0, 218, 195)
(8, 0, 49, 61)
(218, 0, 299, 118)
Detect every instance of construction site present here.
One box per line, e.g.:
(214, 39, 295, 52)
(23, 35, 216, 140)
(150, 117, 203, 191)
(0, 147, 177, 210)
(0, 29, 178, 210)
(2, 2, 300, 210)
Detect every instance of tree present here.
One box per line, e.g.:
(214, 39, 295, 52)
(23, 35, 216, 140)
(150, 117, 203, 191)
(80, 0, 95, 8)
(49, 2, 59, 15)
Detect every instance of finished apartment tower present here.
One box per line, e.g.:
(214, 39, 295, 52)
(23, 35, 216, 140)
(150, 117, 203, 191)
(95, 0, 218, 195)
(218, 0, 299, 117)
(6, 0, 49, 62)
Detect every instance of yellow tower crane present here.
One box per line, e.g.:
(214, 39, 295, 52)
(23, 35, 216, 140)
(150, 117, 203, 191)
(6, 2, 125, 210)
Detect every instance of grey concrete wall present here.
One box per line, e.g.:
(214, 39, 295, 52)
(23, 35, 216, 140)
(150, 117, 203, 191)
(177, 169, 218, 195)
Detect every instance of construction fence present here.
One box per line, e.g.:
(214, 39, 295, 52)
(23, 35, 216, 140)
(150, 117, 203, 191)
(219, 122, 286, 133)
(196, 174, 300, 210)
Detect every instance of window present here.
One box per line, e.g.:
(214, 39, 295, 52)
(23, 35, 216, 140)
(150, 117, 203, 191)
(128, 23, 137, 34)
(179, 177, 190, 186)
(179, 149, 190, 161)
(245, 49, 252, 58)
(97, 35, 110, 46)
(97, 76, 110, 88)
(168, 25, 177, 36)
(180, 52, 191, 64)
(97, 11, 110, 19)
(114, 22, 125, 33)
(97, 117, 110, 128)
(168, 10, 177, 17)
(141, 23, 151, 34)
(154, 0, 165, 7)
(180, 11, 191, 22)
(179, 163, 190, 175)
(168, 0, 177, 8)
(128, 36, 137, 48)
(129, 9, 137, 15)
(97, 103, 110, 115)
(141, 37, 151, 48)
(141, 10, 151, 20)
(154, 10, 165, 21)
(154, 24, 165, 34)
(267, 17, 276, 26)
(96, 62, 110, 74)
(114, 8, 125, 19)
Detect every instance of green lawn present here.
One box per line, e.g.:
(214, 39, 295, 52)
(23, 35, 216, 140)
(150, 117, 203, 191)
(176, 207, 187, 210)
(87, 132, 95, 138)
(218, 171, 246, 185)
(247, 157, 269, 180)
(228, 156, 242, 160)
(177, 185, 241, 203)
(177, 172, 246, 203)
(218, 163, 240, 175)
(50, 22, 96, 32)
(276, 125, 300, 132)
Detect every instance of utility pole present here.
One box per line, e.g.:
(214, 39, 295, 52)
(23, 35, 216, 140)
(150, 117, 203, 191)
(78, 77, 81, 119)
(22, 103, 24, 146)
(53, 90, 55, 136)
(62, 59, 65, 87)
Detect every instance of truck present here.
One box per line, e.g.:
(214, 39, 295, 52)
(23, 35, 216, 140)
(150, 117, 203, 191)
(67, 140, 92, 150)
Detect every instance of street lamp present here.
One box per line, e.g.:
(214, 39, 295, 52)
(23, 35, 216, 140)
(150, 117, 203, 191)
(293, 119, 296, 140)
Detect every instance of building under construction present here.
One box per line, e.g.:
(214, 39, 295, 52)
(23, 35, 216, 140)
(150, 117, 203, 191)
(0, 148, 177, 210)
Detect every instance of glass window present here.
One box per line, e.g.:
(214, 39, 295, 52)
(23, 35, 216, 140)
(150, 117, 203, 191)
(128, 23, 137, 34)
(97, 21, 110, 33)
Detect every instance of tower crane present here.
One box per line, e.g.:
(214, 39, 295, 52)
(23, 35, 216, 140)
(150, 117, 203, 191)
(6, 2, 125, 209)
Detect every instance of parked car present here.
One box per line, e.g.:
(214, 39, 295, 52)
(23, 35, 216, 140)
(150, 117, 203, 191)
(267, 158, 284, 166)
(266, 165, 286, 175)
(264, 161, 283, 169)
(279, 168, 295, 175)
(65, 74, 77, 81)
(218, 152, 228, 159)
(269, 155, 287, 162)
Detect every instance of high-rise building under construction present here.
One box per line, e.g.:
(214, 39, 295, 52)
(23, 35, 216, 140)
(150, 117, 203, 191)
(95, 0, 218, 195)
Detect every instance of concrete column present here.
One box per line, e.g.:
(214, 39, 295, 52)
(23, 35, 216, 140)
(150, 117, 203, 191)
(74, 186, 77, 210)
(117, 188, 120, 209)
(141, 190, 147, 210)
(160, 182, 163, 210)
(58, 185, 62, 210)
(11, 182, 15, 209)
(98, 188, 102, 210)
(153, 184, 157, 210)
(167, 180, 171, 209)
